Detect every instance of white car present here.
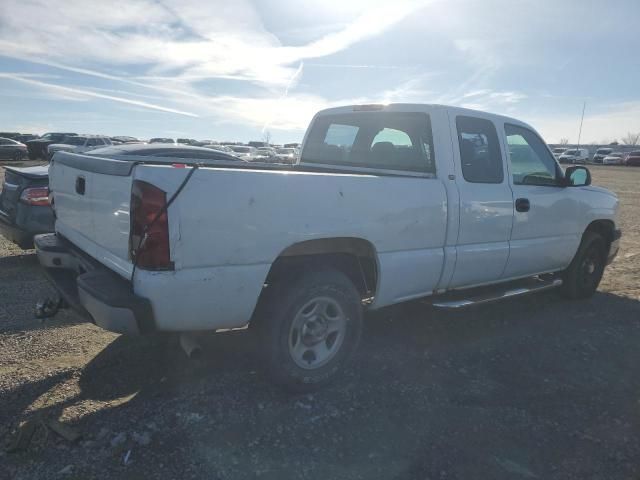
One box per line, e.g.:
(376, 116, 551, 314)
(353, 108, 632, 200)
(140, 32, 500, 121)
(558, 148, 589, 164)
(592, 148, 614, 164)
(602, 153, 625, 165)
(48, 135, 112, 157)
(228, 145, 258, 160)
(36, 103, 620, 391)
(551, 147, 568, 159)
(274, 147, 298, 163)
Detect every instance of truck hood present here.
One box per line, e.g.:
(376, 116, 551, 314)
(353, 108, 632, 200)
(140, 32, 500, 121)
(5, 165, 49, 179)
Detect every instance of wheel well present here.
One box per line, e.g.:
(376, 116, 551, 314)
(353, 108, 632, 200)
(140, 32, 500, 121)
(264, 238, 378, 299)
(585, 220, 615, 248)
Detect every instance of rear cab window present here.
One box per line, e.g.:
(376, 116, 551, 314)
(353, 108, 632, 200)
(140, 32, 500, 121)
(301, 112, 435, 174)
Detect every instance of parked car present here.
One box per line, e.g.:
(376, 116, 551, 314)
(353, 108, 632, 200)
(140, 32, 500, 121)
(87, 143, 243, 164)
(602, 153, 625, 165)
(26, 132, 78, 159)
(48, 135, 113, 158)
(202, 144, 234, 153)
(0, 137, 28, 161)
(228, 145, 258, 160)
(15, 134, 40, 143)
(274, 147, 297, 163)
(0, 132, 21, 140)
(110, 136, 141, 145)
(551, 147, 567, 159)
(625, 151, 640, 166)
(256, 147, 277, 157)
(592, 148, 613, 164)
(0, 165, 53, 248)
(177, 138, 201, 146)
(149, 138, 176, 144)
(36, 103, 620, 391)
(558, 148, 589, 164)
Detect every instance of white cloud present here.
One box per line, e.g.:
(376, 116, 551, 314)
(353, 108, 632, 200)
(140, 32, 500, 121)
(0, 0, 429, 90)
(0, 0, 432, 130)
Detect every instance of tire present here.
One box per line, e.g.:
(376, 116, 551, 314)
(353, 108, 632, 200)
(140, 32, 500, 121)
(257, 269, 363, 392)
(561, 231, 607, 299)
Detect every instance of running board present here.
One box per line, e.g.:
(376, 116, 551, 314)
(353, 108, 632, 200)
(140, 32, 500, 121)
(430, 278, 563, 309)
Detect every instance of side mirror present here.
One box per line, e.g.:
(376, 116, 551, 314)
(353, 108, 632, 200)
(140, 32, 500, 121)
(563, 165, 591, 187)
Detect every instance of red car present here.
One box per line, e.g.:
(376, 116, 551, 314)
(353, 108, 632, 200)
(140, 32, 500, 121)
(625, 151, 640, 166)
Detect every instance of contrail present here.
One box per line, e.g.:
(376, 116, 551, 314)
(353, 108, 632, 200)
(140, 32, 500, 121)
(262, 61, 304, 134)
(0, 74, 199, 117)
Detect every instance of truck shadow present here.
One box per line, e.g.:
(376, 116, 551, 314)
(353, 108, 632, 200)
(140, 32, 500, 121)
(6, 290, 640, 479)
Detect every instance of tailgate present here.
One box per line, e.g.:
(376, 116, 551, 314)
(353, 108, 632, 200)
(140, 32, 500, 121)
(0, 166, 49, 221)
(50, 152, 136, 277)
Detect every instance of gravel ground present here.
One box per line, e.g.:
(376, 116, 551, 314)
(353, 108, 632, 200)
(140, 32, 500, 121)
(1, 163, 639, 480)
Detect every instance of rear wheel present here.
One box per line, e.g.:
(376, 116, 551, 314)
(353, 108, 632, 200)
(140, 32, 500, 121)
(561, 231, 607, 299)
(257, 269, 363, 392)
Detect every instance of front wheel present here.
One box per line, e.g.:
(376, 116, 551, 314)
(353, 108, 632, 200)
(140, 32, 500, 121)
(561, 231, 607, 299)
(257, 269, 363, 392)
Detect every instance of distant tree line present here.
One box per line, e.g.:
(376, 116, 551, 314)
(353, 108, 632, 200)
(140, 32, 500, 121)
(559, 132, 640, 146)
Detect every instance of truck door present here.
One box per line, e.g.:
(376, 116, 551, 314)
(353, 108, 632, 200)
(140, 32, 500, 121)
(448, 114, 513, 288)
(501, 123, 581, 277)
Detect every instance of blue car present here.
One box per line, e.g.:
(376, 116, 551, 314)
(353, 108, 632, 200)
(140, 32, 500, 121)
(0, 165, 54, 248)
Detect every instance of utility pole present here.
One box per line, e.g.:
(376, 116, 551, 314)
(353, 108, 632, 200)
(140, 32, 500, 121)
(576, 101, 586, 150)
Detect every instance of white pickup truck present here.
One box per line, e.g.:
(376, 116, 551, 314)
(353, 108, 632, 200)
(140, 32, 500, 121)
(35, 104, 621, 391)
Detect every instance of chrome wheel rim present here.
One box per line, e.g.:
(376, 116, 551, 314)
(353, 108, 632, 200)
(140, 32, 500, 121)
(289, 296, 347, 370)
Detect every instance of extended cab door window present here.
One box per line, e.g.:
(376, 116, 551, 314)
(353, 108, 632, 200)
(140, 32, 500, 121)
(505, 124, 559, 186)
(301, 112, 435, 174)
(456, 116, 503, 183)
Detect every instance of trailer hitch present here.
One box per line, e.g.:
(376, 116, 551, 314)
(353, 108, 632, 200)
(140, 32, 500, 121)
(35, 296, 66, 320)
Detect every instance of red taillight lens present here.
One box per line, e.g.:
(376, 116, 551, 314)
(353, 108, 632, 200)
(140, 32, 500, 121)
(20, 187, 50, 206)
(130, 180, 172, 270)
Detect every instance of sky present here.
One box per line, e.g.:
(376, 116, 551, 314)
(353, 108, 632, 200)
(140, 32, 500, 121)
(0, 0, 638, 144)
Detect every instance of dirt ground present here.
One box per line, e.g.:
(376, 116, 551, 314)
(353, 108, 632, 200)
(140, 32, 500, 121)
(0, 163, 639, 480)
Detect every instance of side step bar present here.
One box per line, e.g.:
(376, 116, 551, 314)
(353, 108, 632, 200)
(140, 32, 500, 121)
(430, 278, 563, 309)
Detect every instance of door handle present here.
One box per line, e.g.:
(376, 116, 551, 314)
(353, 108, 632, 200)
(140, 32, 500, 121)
(515, 197, 530, 212)
(75, 176, 85, 195)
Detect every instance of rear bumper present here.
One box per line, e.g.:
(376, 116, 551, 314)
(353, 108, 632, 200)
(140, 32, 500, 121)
(607, 229, 621, 265)
(0, 213, 33, 247)
(0, 204, 54, 248)
(34, 233, 155, 335)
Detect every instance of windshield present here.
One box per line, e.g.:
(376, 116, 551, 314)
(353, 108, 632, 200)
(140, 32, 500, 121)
(563, 150, 578, 155)
(552, 148, 567, 153)
(277, 148, 295, 154)
(596, 149, 612, 154)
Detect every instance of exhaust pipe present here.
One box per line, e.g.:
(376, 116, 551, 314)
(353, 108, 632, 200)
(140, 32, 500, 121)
(179, 332, 203, 360)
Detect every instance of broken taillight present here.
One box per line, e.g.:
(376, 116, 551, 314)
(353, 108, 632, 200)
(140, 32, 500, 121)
(20, 187, 50, 206)
(130, 180, 172, 270)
